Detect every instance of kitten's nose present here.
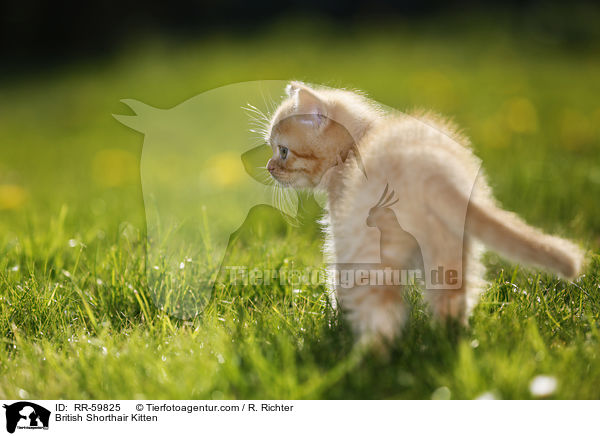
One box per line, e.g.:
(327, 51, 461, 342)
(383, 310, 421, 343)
(267, 159, 276, 173)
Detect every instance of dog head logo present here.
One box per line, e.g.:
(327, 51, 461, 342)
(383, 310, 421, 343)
(3, 402, 50, 433)
(114, 80, 323, 319)
(114, 80, 478, 319)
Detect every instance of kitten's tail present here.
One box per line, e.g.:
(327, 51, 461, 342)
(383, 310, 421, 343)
(465, 198, 583, 278)
(427, 176, 584, 279)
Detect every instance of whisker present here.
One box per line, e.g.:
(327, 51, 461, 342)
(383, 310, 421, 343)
(247, 138, 267, 147)
(254, 170, 273, 184)
(259, 87, 276, 120)
(267, 94, 278, 116)
(243, 103, 270, 123)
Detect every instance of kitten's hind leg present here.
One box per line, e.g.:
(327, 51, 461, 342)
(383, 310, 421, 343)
(425, 288, 467, 322)
(422, 239, 484, 324)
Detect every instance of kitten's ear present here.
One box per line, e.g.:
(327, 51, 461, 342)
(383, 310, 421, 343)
(287, 82, 328, 129)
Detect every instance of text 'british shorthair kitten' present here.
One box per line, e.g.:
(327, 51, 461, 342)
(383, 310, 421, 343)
(265, 81, 584, 344)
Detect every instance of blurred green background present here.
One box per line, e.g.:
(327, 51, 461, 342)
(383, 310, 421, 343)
(2, 19, 599, 248)
(1, 4, 600, 399)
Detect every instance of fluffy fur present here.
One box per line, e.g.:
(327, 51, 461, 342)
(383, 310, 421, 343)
(265, 81, 584, 343)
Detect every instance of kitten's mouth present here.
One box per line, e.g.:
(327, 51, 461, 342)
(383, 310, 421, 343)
(269, 171, 293, 187)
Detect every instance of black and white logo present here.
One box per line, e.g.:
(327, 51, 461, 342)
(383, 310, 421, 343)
(3, 402, 50, 434)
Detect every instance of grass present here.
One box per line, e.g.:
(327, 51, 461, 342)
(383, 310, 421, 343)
(1, 18, 600, 399)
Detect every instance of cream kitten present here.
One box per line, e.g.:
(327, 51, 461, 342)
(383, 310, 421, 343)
(265, 81, 584, 343)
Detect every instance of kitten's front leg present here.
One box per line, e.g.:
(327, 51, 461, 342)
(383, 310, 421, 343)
(332, 214, 410, 345)
(338, 282, 407, 344)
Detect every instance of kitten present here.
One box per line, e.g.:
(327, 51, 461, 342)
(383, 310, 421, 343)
(265, 81, 584, 343)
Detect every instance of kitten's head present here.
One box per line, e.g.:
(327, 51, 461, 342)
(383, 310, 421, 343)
(266, 82, 356, 189)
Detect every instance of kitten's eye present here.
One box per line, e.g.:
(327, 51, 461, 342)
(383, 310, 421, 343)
(279, 146, 289, 160)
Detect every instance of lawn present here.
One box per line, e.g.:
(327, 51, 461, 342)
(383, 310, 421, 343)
(1, 19, 600, 399)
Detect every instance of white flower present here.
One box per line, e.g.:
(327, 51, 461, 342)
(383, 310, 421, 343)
(475, 391, 497, 400)
(529, 375, 557, 397)
(431, 386, 451, 400)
